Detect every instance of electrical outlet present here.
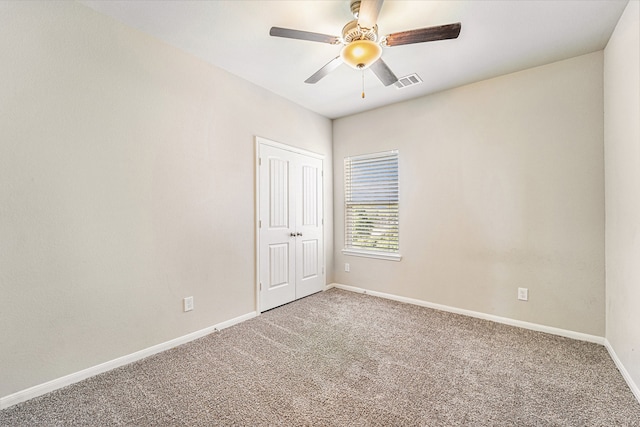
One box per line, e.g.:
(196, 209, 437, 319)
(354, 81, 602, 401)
(183, 296, 194, 312)
(517, 288, 528, 301)
(344, 263, 350, 272)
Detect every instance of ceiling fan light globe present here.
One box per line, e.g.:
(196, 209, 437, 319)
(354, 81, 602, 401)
(340, 40, 382, 70)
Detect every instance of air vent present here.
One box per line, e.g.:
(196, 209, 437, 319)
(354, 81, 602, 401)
(394, 73, 423, 89)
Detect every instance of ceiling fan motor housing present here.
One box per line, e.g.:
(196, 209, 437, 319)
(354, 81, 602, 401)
(342, 20, 378, 43)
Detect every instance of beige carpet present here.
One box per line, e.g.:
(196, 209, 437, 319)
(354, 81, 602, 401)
(1, 288, 639, 426)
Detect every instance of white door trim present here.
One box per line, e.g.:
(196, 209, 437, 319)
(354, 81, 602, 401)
(256, 136, 324, 159)
(254, 136, 325, 313)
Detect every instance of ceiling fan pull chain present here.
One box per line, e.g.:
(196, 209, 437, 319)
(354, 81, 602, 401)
(361, 69, 365, 99)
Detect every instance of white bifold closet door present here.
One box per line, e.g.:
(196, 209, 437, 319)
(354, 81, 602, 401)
(258, 142, 324, 312)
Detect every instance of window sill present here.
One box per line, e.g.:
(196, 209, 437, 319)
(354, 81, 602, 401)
(342, 249, 402, 262)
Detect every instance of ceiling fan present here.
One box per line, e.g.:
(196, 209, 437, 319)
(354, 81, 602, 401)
(269, 0, 461, 91)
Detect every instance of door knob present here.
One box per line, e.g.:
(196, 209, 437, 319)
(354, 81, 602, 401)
(296, 232, 303, 236)
(290, 232, 296, 237)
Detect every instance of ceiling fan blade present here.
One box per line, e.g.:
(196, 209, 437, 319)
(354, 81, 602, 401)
(370, 58, 398, 86)
(384, 23, 461, 47)
(357, 0, 384, 30)
(305, 57, 343, 84)
(270, 27, 340, 45)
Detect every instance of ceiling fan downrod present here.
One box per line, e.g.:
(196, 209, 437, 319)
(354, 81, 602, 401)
(350, 0, 361, 19)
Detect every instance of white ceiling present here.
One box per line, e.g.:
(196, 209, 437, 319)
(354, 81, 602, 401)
(79, 0, 628, 119)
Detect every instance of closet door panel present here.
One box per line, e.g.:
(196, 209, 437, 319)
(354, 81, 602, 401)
(259, 147, 296, 311)
(295, 158, 324, 299)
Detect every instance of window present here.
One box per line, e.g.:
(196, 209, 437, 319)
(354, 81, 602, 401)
(343, 150, 401, 261)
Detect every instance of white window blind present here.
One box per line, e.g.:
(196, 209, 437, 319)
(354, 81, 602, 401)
(344, 150, 399, 257)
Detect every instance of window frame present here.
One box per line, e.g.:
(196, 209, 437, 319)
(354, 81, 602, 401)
(342, 150, 401, 262)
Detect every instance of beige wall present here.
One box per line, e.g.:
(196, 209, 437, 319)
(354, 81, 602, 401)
(604, 0, 640, 393)
(0, 1, 333, 398)
(333, 52, 605, 336)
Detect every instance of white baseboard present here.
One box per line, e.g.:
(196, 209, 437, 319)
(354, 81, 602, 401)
(330, 283, 605, 344)
(0, 311, 257, 410)
(604, 339, 640, 403)
(331, 283, 639, 403)
(7, 287, 637, 410)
